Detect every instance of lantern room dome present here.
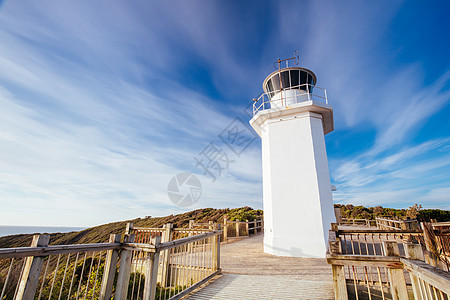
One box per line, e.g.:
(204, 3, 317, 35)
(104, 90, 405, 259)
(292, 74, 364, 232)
(263, 67, 317, 96)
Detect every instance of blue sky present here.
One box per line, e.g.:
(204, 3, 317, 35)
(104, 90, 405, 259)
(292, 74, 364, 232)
(0, 1, 449, 226)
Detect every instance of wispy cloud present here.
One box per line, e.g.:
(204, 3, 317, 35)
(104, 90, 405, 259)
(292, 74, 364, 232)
(0, 1, 448, 226)
(331, 138, 450, 208)
(0, 1, 265, 226)
(289, 1, 450, 208)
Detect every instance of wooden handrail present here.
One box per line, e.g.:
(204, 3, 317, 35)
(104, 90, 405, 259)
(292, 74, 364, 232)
(375, 217, 418, 223)
(156, 230, 222, 251)
(400, 258, 450, 295)
(327, 254, 403, 268)
(0, 242, 121, 259)
(173, 228, 211, 232)
(121, 243, 156, 252)
(131, 227, 164, 230)
(432, 221, 450, 227)
(338, 229, 422, 234)
(0, 230, 222, 260)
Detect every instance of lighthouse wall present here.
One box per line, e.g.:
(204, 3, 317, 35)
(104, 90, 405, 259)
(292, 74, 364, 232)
(260, 110, 335, 258)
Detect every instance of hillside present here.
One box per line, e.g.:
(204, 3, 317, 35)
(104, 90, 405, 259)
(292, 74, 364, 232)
(2, 204, 449, 249)
(0, 207, 262, 248)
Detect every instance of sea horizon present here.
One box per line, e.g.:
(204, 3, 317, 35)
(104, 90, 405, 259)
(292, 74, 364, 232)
(0, 225, 86, 237)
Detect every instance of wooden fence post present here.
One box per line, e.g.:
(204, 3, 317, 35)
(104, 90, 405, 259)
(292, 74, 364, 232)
(189, 220, 194, 229)
(143, 236, 161, 300)
(15, 235, 50, 300)
(420, 222, 439, 267)
(163, 223, 173, 243)
(235, 222, 239, 237)
(125, 222, 134, 234)
(245, 220, 249, 236)
(223, 217, 228, 242)
(160, 223, 173, 287)
(404, 243, 425, 300)
(382, 241, 408, 300)
(212, 228, 220, 271)
(115, 234, 136, 300)
(329, 231, 347, 300)
(400, 221, 407, 230)
(99, 234, 121, 300)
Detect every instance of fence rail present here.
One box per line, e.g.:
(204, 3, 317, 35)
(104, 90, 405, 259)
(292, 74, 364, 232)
(328, 222, 450, 299)
(341, 218, 377, 227)
(376, 217, 419, 230)
(0, 225, 221, 300)
(222, 217, 263, 242)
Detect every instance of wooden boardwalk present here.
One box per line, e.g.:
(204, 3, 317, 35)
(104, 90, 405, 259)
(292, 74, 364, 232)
(184, 233, 334, 299)
(184, 274, 334, 299)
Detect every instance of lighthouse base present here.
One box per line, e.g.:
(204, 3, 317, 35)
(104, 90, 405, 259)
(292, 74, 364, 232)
(264, 234, 329, 258)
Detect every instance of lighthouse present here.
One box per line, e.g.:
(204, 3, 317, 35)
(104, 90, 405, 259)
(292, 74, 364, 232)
(250, 54, 335, 258)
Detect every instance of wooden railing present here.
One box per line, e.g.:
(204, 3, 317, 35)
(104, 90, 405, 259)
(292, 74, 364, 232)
(0, 228, 221, 300)
(222, 217, 263, 242)
(341, 218, 377, 227)
(328, 223, 450, 299)
(432, 222, 450, 230)
(376, 217, 419, 230)
(127, 218, 264, 246)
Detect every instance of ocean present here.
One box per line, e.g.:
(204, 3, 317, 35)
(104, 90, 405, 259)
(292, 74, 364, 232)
(0, 225, 86, 237)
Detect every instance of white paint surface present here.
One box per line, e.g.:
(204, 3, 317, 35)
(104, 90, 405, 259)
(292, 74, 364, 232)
(250, 103, 335, 258)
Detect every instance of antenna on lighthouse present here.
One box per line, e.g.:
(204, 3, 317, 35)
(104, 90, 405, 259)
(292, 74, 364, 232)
(271, 51, 300, 106)
(273, 50, 299, 70)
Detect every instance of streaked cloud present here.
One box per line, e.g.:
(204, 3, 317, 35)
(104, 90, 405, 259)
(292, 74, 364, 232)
(0, 1, 448, 226)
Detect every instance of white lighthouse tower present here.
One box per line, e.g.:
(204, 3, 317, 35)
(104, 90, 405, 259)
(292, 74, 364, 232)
(250, 54, 335, 258)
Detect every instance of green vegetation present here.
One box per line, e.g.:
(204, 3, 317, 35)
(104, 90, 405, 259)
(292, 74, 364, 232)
(334, 203, 450, 222)
(417, 209, 450, 222)
(226, 206, 263, 222)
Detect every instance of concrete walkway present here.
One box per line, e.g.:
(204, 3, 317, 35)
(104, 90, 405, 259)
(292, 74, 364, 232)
(184, 234, 334, 299)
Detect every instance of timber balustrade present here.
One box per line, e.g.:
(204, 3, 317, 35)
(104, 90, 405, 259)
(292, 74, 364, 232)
(222, 217, 263, 242)
(0, 225, 221, 300)
(341, 218, 377, 227)
(127, 217, 263, 245)
(328, 222, 450, 299)
(376, 217, 420, 231)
